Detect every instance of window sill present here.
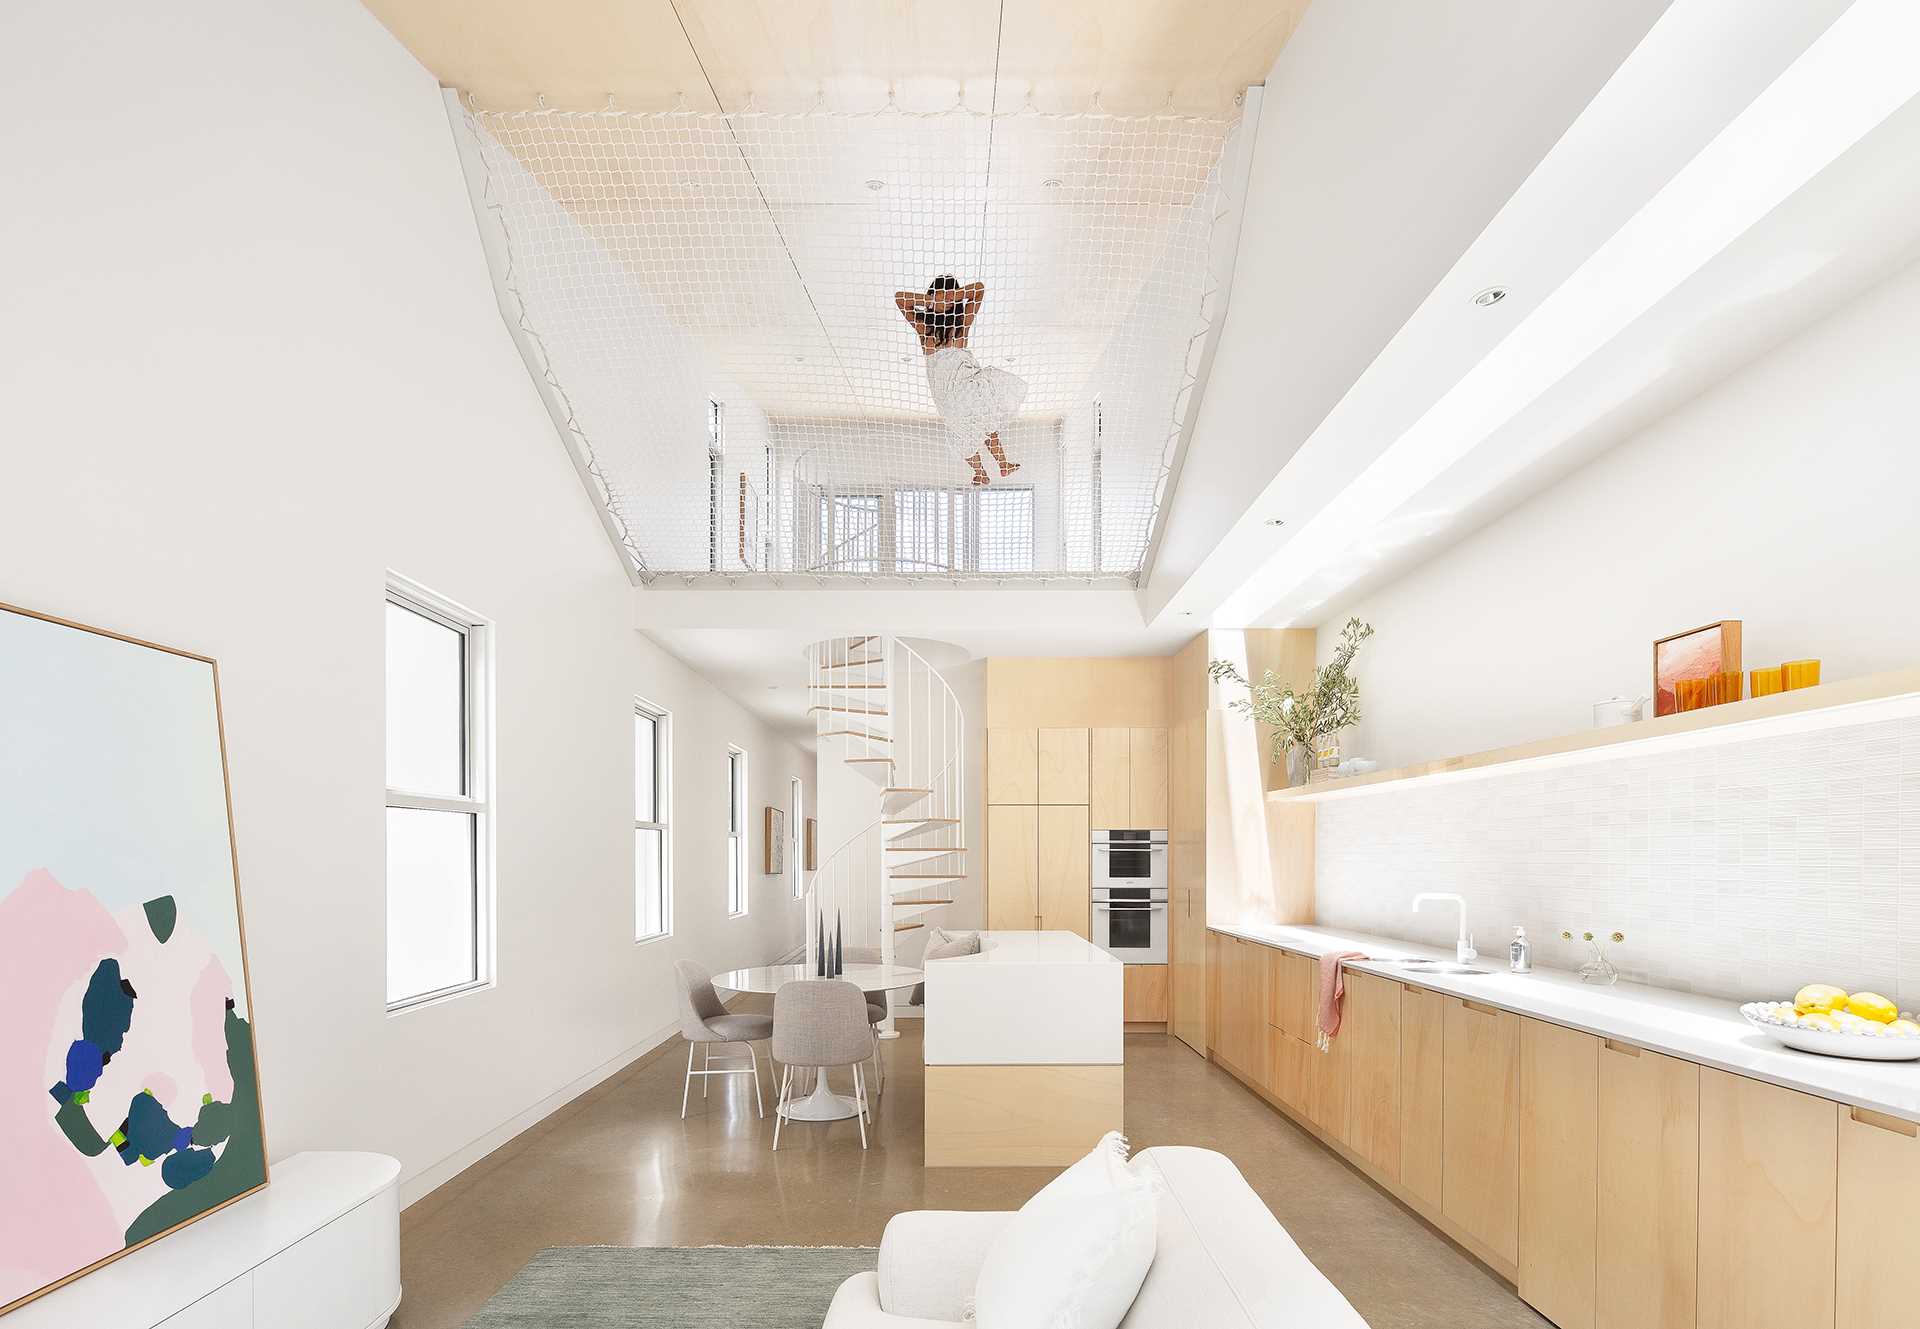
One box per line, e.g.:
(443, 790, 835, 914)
(386, 978, 494, 1017)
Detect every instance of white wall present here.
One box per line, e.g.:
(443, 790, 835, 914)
(1321, 256, 1920, 771)
(0, 0, 811, 1204)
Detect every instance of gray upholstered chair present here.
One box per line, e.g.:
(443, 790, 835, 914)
(771, 978, 878, 1150)
(673, 958, 773, 1120)
(910, 928, 981, 1005)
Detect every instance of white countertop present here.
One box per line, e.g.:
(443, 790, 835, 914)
(1211, 922, 1920, 1123)
(925, 931, 1122, 1065)
(950, 930, 1121, 965)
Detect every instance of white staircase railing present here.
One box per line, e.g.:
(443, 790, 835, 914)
(803, 634, 966, 1023)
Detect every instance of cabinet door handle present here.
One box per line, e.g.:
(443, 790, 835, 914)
(1462, 999, 1502, 1017)
(1603, 1038, 1642, 1058)
(1851, 1105, 1918, 1138)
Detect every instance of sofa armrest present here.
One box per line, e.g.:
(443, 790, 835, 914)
(876, 1210, 1013, 1322)
(824, 1273, 971, 1328)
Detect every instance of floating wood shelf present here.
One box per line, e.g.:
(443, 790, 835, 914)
(1267, 668, 1920, 803)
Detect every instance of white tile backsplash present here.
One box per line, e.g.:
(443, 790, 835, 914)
(1314, 714, 1920, 1010)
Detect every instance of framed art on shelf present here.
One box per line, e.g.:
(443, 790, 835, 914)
(1653, 619, 1742, 717)
(763, 806, 786, 875)
(804, 818, 818, 872)
(0, 602, 269, 1316)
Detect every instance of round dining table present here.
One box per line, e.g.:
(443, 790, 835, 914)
(712, 962, 924, 1122)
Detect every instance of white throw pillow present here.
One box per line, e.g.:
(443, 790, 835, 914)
(970, 1133, 1158, 1329)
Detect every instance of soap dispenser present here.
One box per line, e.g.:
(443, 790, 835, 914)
(1508, 925, 1532, 974)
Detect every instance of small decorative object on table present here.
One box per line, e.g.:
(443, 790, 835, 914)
(1653, 620, 1741, 717)
(1209, 617, 1375, 787)
(1562, 929, 1623, 985)
(1592, 695, 1649, 727)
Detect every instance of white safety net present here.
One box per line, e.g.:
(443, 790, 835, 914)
(460, 102, 1237, 582)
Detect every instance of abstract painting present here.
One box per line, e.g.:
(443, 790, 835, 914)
(1652, 619, 1743, 717)
(763, 806, 786, 876)
(0, 604, 266, 1314)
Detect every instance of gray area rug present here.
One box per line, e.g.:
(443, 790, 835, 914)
(462, 1245, 880, 1328)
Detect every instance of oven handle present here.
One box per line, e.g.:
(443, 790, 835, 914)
(1093, 903, 1168, 912)
(1092, 844, 1167, 853)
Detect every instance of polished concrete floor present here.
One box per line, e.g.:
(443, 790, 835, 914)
(393, 1010, 1546, 1329)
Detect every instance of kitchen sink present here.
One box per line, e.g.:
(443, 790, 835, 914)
(1378, 958, 1494, 976)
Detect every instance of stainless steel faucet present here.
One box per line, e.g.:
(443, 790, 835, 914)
(1412, 892, 1476, 965)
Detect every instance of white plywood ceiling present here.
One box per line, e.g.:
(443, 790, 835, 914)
(363, 0, 1311, 116)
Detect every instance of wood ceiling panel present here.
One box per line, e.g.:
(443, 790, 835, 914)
(359, 0, 719, 110)
(361, 0, 1310, 114)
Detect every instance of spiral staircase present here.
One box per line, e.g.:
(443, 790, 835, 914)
(803, 635, 966, 1030)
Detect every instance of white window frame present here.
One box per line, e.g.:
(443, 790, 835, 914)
(789, 774, 805, 900)
(634, 698, 672, 943)
(727, 745, 749, 917)
(384, 575, 494, 1014)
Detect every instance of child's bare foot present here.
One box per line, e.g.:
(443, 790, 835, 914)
(967, 454, 991, 486)
(998, 460, 1021, 478)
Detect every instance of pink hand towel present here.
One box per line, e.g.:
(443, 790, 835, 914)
(1315, 950, 1369, 1051)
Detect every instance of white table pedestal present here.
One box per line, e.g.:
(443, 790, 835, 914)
(780, 1075, 862, 1122)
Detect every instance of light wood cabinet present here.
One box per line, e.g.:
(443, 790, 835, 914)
(1400, 983, 1446, 1211)
(1597, 1041, 1698, 1329)
(1210, 934, 1269, 1086)
(1305, 1021, 1351, 1142)
(1089, 727, 1132, 827)
(1268, 949, 1315, 1043)
(1697, 1069, 1836, 1329)
(1443, 997, 1521, 1266)
(986, 728, 1038, 804)
(1837, 1104, 1920, 1329)
(1169, 879, 1206, 1053)
(1124, 964, 1169, 1023)
(1344, 971, 1402, 1182)
(984, 804, 1038, 929)
(1520, 1020, 1600, 1329)
(1128, 726, 1170, 827)
(1036, 804, 1090, 938)
(1268, 1025, 1307, 1111)
(1036, 727, 1089, 804)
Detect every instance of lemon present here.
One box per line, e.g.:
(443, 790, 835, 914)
(1886, 1019, 1920, 1039)
(1794, 983, 1848, 1014)
(1798, 1011, 1840, 1032)
(1844, 992, 1898, 1024)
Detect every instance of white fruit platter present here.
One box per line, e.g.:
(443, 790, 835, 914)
(1740, 1002, 1920, 1062)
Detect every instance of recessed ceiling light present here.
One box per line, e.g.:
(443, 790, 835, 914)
(1472, 286, 1509, 308)
(1265, 517, 1286, 528)
(865, 179, 885, 191)
(1042, 177, 1064, 189)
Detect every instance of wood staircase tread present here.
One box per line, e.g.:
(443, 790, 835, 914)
(888, 872, 965, 880)
(810, 704, 888, 716)
(845, 757, 895, 765)
(819, 658, 884, 670)
(884, 845, 968, 853)
(893, 898, 955, 906)
(893, 922, 925, 933)
(819, 730, 892, 742)
(883, 817, 960, 825)
(881, 786, 931, 796)
(817, 682, 888, 689)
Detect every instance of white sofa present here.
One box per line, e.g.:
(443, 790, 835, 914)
(822, 1146, 1371, 1327)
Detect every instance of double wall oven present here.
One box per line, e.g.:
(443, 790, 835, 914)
(1089, 829, 1168, 964)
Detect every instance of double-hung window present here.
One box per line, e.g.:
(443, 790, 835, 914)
(384, 578, 491, 1010)
(634, 700, 671, 941)
(726, 746, 749, 916)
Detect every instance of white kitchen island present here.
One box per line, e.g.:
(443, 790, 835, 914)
(922, 930, 1124, 1166)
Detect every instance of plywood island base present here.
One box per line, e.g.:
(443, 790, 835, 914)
(924, 1064, 1124, 1167)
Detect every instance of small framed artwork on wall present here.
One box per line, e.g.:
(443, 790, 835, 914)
(763, 806, 786, 875)
(804, 818, 818, 871)
(1653, 620, 1742, 717)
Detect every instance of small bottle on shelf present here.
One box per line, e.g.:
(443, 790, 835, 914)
(1508, 925, 1532, 974)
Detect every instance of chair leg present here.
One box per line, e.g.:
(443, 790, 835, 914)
(871, 1037, 884, 1100)
(772, 1067, 790, 1151)
(854, 1064, 868, 1149)
(749, 1042, 765, 1118)
(681, 1041, 696, 1119)
(703, 1044, 711, 1098)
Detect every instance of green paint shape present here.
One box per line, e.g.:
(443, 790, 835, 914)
(143, 895, 178, 944)
(74, 1090, 90, 1105)
(109, 1129, 127, 1148)
(53, 1099, 110, 1157)
(193, 1099, 234, 1148)
(202, 1093, 213, 1106)
(126, 1009, 267, 1247)
(139, 1155, 154, 1167)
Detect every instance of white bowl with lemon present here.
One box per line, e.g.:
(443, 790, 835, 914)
(1741, 985, 1920, 1061)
